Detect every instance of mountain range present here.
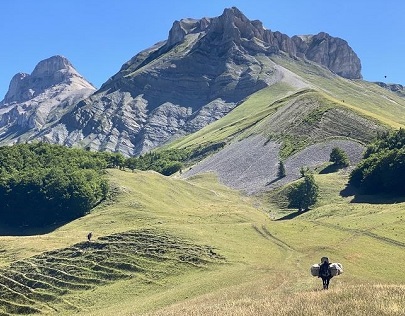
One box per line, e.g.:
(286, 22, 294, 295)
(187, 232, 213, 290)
(0, 7, 403, 158)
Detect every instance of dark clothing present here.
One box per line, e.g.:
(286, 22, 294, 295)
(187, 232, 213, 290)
(318, 261, 332, 289)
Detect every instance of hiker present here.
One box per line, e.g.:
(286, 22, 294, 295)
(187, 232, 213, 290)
(318, 256, 332, 289)
(87, 232, 93, 242)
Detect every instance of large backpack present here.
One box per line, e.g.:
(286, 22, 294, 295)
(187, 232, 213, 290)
(319, 262, 331, 277)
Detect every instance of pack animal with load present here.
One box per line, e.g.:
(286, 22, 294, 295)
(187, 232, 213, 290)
(311, 262, 343, 277)
(310, 257, 343, 289)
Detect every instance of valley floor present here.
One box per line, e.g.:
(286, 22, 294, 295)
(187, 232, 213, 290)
(0, 169, 404, 315)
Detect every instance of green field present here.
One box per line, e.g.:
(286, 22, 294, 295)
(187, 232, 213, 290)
(0, 168, 404, 315)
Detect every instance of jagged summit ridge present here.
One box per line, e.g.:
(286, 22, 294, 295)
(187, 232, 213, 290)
(166, 7, 361, 79)
(0, 8, 367, 155)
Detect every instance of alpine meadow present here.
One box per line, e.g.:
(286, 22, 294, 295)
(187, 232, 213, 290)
(0, 6, 404, 316)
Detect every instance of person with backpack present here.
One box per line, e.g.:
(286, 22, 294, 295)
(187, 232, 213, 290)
(318, 256, 332, 289)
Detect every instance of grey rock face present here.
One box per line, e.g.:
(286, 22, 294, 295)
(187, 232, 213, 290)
(292, 33, 362, 79)
(375, 82, 405, 97)
(39, 7, 361, 156)
(0, 8, 363, 155)
(0, 56, 95, 143)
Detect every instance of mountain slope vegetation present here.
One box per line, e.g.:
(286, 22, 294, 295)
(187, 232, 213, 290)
(0, 169, 404, 315)
(0, 143, 110, 227)
(0, 6, 404, 316)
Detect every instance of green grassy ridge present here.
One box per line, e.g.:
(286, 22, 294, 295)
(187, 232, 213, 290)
(166, 82, 299, 150)
(272, 55, 405, 129)
(258, 90, 382, 157)
(162, 55, 404, 167)
(1, 169, 404, 314)
(166, 75, 389, 159)
(0, 228, 223, 314)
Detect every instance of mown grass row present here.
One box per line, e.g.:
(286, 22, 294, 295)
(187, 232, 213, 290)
(0, 229, 224, 315)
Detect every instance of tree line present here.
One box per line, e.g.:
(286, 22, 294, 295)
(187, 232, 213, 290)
(0, 143, 111, 227)
(0, 141, 225, 227)
(349, 128, 405, 195)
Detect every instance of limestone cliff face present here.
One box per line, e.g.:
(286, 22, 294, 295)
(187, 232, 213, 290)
(292, 33, 362, 79)
(36, 7, 362, 156)
(0, 8, 363, 154)
(0, 56, 95, 142)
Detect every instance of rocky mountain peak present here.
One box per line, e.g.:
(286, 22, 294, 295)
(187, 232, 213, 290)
(204, 7, 268, 48)
(0, 7, 366, 155)
(0, 56, 95, 141)
(31, 55, 73, 78)
(180, 7, 361, 80)
(1, 55, 92, 105)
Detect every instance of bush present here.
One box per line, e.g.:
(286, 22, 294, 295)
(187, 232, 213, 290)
(329, 147, 349, 167)
(349, 147, 405, 194)
(161, 161, 183, 176)
(287, 174, 319, 210)
(277, 160, 286, 178)
(349, 129, 405, 195)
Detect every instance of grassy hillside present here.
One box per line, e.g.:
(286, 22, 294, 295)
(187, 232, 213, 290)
(0, 169, 404, 315)
(271, 55, 405, 129)
(167, 55, 404, 156)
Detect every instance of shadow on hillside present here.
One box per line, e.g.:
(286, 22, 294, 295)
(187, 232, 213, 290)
(266, 177, 282, 186)
(0, 220, 71, 236)
(276, 208, 310, 221)
(350, 194, 405, 204)
(319, 164, 340, 174)
(340, 183, 357, 198)
(340, 184, 405, 204)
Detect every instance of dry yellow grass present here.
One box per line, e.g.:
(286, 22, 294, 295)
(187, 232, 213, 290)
(143, 281, 405, 316)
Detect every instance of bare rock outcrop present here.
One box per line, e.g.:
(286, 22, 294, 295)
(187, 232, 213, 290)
(292, 33, 362, 79)
(0, 56, 95, 142)
(375, 82, 405, 97)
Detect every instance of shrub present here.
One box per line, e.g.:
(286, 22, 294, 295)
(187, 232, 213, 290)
(287, 174, 319, 210)
(329, 147, 349, 167)
(277, 160, 286, 178)
(349, 129, 405, 195)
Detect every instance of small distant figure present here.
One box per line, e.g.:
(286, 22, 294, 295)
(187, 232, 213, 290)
(87, 232, 93, 242)
(318, 256, 332, 290)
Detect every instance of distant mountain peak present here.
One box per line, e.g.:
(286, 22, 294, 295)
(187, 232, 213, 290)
(2, 55, 93, 105)
(31, 55, 73, 78)
(0, 56, 95, 140)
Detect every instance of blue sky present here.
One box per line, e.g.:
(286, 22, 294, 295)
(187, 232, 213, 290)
(0, 1, 404, 99)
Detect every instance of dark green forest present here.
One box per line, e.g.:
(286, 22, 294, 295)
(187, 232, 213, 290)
(0, 143, 111, 227)
(0, 141, 224, 227)
(350, 128, 405, 195)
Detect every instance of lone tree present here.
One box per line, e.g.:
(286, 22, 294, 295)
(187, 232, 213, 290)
(287, 173, 319, 211)
(329, 147, 349, 168)
(277, 160, 286, 178)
